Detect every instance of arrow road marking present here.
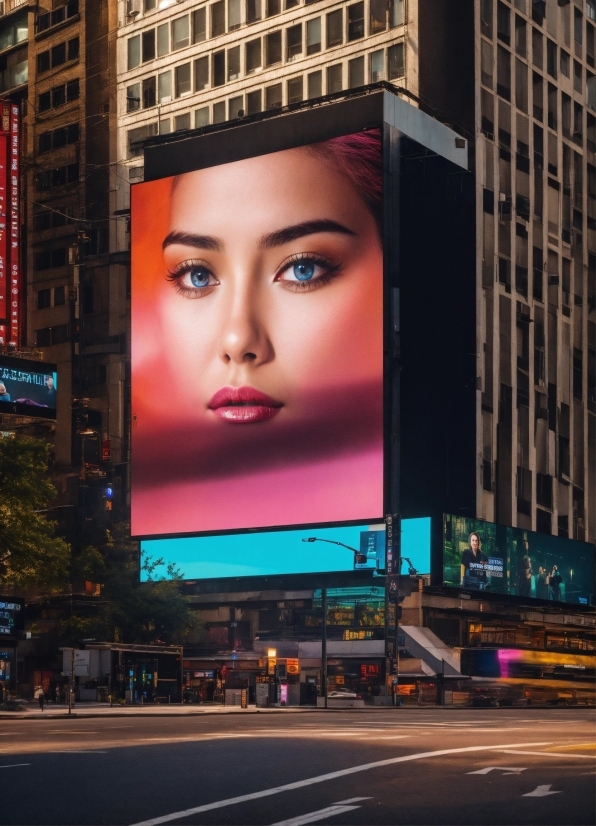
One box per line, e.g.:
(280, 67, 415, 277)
(467, 767, 526, 775)
(523, 785, 562, 798)
(271, 798, 371, 826)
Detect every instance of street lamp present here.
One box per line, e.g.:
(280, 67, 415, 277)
(302, 536, 369, 566)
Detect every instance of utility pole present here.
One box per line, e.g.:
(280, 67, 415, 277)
(321, 587, 327, 709)
(68, 648, 74, 715)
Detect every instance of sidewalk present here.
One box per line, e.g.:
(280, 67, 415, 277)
(0, 701, 323, 719)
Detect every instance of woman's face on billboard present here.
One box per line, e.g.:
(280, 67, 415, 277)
(158, 144, 383, 433)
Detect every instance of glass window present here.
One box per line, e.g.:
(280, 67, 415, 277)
(497, 0, 510, 44)
(287, 23, 302, 59)
(52, 85, 65, 107)
(348, 55, 364, 88)
(246, 38, 262, 72)
(142, 76, 156, 108)
(172, 15, 190, 50)
(266, 30, 282, 65)
(370, 49, 384, 82)
(347, 2, 364, 41)
(128, 35, 141, 69)
(145, 0, 157, 10)
(157, 22, 169, 55)
(515, 15, 526, 56)
(37, 51, 50, 74)
(588, 73, 596, 111)
(159, 118, 172, 135)
(370, 0, 386, 34)
(228, 94, 244, 119)
(175, 62, 192, 96)
(158, 70, 172, 103)
(285, 0, 299, 7)
(229, 0, 242, 30)
(192, 8, 206, 43)
(560, 49, 570, 77)
(327, 9, 343, 47)
(52, 42, 66, 67)
(247, 89, 262, 114)
(481, 39, 493, 87)
(306, 18, 321, 55)
(127, 82, 141, 111)
(195, 107, 210, 127)
(265, 82, 282, 109)
(142, 29, 156, 62)
(213, 101, 226, 123)
(174, 112, 191, 131)
(213, 50, 225, 86)
(388, 42, 404, 79)
(266, 0, 280, 15)
(327, 63, 342, 93)
(39, 91, 51, 112)
(307, 69, 322, 98)
(68, 37, 80, 61)
(37, 289, 51, 310)
(389, 0, 404, 27)
(54, 286, 66, 306)
(128, 122, 158, 158)
(194, 56, 209, 90)
(39, 131, 52, 152)
(227, 45, 240, 81)
(546, 38, 557, 78)
(211, 1, 226, 36)
(247, 0, 262, 23)
(287, 75, 303, 103)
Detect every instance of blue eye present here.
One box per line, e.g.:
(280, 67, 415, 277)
(189, 267, 211, 288)
(293, 261, 315, 281)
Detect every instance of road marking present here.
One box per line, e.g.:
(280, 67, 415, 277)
(48, 750, 108, 754)
(271, 799, 370, 826)
(522, 785, 562, 798)
(545, 743, 596, 752)
(0, 763, 30, 769)
(467, 767, 526, 775)
(128, 741, 552, 826)
(498, 749, 596, 760)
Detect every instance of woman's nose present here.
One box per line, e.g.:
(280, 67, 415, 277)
(219, 295, 273, 367)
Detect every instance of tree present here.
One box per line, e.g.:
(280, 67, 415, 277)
(0, 436, 70, 589)
(63, 523, 198, 645)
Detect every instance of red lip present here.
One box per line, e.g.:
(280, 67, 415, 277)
(208, 386, 283, 423)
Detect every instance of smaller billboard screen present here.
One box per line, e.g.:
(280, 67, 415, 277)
(0, 356, 57, 419)
(0, 597, 24, 637)
(443, 514, 595, 605)
(140, 517, 431, 582)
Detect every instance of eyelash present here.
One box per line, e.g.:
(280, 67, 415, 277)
(274, 253, 341, 293)
(166, 259, 217, 300)
(166, 253, 342, 298)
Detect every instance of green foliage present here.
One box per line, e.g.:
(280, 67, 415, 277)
(0, 436, 70, 589)
(63, 523, 199, 646)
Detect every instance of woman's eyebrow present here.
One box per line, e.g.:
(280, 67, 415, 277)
(162, 231, 222, 251)
(259, 219, 356, 249)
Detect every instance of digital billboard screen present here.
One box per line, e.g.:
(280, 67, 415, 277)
(0, 355, 57, 419)
(0, 597, 24, 638)
(140, 517, 431, 582)
(443, 514, 595, 605)
(131, 117, 384, 537)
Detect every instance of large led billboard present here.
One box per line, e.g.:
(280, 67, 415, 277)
(140, 517, 431, 582)
(443, 514, 595, 605)
(131, 116, 385, 536)
(0, 355, 57, 419)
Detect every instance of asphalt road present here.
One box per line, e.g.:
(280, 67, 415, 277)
(0, 708, 594, 825)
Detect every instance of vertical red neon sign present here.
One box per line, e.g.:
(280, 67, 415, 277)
(0, 128, 7, 346)
(9, 103, 19, 347)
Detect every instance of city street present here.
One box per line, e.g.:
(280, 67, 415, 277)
(0, 708, 594, 825)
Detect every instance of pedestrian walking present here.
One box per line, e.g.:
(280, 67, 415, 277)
(38, 692, 45, 711)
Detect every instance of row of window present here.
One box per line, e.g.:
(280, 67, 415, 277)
(38, 79, 80, 113)
(37, 37, 80, 75)
(34, 163, 79, 192)
(34, 205, 77, 232)
(128, 46, 404, 155)
(34, 247, 69, 272)
(38, 123, 79, 154)
(127, 38, 403, 114)
(36, 1, 79, 34)
(127, 0, 404, 69)
(35, 324, 69, 348)
(37, 285, 66, 310)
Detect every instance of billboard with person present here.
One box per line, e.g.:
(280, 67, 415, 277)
(443, 514, 595, 605)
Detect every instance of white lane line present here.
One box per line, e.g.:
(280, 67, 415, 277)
(48, 750, 108, 754)
(497, 749, 596, 760)
(467, 767, 526, 775)
(271, 799, 371, 826)
(0, 763, 30, 769)
(522, 784, 562, 798)
(128, 741, 552, 826)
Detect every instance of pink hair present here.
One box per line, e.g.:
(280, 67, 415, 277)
(307, 129, 383, 236)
